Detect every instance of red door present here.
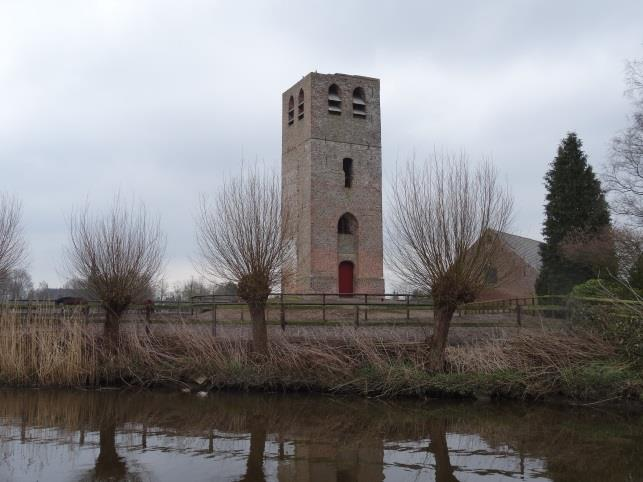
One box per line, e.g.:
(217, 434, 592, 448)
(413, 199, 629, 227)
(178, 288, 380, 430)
(338, 261, 354, 295)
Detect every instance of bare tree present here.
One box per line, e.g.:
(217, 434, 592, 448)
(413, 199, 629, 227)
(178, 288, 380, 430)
(62, 277, 87, 290)
(604, 59, 643, 226)
(196, 169, 293, 354)
(65, 198, 165, 344)
(613, 225, 643, 276)
(165, 277, 211, 301)
(0, 193, 27, 292)
(0, 268, 33, 301)
(155, 277, 169, 301)
(387, 154, 513, 371)
(31, 281, 49, 300)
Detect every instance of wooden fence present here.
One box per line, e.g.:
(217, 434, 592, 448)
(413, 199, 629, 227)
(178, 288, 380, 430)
(2, 293, 641, 331)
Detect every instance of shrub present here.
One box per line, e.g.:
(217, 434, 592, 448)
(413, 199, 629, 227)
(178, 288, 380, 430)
(568, 279, 643, 362)
(570, 278, 635, 299)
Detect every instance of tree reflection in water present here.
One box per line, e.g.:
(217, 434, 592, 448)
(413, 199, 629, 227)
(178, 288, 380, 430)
(0, 389, 639, 482)
(428, 419, 459, 482)
(75, 397, 146, 482)
(88, 422, 129, 481)
(239, 428, 267, 482)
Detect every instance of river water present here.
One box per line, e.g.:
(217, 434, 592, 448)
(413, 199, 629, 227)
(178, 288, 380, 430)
(0, 389, 640, 481)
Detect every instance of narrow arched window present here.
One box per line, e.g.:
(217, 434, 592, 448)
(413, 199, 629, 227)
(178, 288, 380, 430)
(287, 96, 294, 125)
(297, 88, 304, 120)
(338, 213, 357, 235)
(343, 158, 353, 188)
(328, 84, 341, 115)
(352, 87, 366, 118)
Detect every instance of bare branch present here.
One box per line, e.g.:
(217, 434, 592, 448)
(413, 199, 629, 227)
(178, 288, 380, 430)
(387, 153, 513, 300)
(0, 193, 27, 291)
(604, 58, 643, 226)
(196, 169, 293, 294)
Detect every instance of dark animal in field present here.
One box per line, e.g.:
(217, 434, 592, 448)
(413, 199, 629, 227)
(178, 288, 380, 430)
(54, 296, 88, 306)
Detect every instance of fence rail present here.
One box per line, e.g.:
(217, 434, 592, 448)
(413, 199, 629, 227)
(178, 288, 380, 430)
(2, 294, 641, 331)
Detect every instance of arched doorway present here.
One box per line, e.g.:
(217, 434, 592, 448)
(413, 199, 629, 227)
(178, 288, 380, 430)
(338, 261, 354, 295)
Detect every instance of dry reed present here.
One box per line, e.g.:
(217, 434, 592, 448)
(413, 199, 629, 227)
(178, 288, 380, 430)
(0, 306, 638, 401)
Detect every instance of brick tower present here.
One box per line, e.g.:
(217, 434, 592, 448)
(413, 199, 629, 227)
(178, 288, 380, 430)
(282, 73, 385, 294)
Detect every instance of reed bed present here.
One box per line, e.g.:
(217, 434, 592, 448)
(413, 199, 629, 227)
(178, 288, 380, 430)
(0, 306, 639, 401)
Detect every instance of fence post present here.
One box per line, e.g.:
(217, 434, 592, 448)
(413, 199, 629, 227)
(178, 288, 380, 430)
(354, 304, 360, 327)
(280, 292, 286, 331)
(516, 304, 522, 327)
(364, 294, 368, 322)
(406, 295, 410, 320)
(211, 302, 217, 336)
(322, 294, 326, 322)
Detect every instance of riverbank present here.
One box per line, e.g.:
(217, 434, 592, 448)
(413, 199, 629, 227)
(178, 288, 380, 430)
(1, 312, 640, 404)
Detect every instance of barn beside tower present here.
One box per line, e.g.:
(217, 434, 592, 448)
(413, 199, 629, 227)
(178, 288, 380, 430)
(282, 72, 385, 294)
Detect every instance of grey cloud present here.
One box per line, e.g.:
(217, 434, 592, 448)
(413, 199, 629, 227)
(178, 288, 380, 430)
(0, 0, 641, 286)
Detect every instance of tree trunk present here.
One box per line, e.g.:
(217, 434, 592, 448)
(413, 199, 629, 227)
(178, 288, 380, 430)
(428, 304, 456, 372)
(248, 302, 268, 355)
(104, 310, 121, 347)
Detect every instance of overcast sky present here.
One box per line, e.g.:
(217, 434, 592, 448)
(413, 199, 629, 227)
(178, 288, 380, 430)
(1, 0, 642, 288)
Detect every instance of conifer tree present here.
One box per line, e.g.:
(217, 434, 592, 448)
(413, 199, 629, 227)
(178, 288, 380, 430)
(536, 133, 612, 295)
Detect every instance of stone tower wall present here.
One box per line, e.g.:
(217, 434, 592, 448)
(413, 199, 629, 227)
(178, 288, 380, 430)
(282, 73, 384, 293)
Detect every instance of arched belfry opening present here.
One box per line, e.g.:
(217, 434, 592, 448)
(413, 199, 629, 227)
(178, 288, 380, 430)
(352, 87, 366, 118)
(297, 88, 304, 119)
(328, 84, 342, 114)
(287, 96, 294, 125)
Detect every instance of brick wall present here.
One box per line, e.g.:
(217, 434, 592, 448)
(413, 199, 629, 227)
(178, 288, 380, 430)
(282, 73, 385, 293)
(477, 242, 539, 301)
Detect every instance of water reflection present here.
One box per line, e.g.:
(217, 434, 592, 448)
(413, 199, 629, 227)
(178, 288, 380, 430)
(428, 420, 458, 482)
(240, 427, 266, 482)
(0, 389, 640, 481)
(80, 421, 131, 481)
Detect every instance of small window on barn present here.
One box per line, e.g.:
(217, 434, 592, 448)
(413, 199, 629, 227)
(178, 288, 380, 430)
(297, 88, 304, 120)
(328, 84, 342, 115)
(343, 158, 353, 188)
(485, 266, 498, 285)
(338, 213, 357, 235)
(288, 96, 294, 125)
(352, 87, 366, 118)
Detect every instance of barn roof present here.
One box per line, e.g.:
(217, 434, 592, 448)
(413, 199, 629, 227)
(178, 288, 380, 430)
(498, 232, 543, 271)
